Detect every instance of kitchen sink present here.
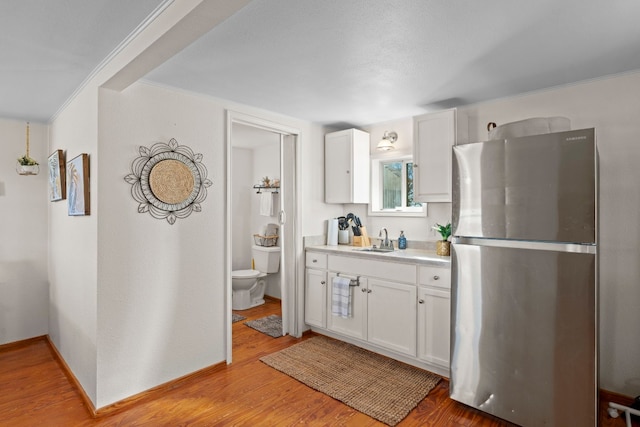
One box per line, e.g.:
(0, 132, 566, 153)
(353, 247, 394, 253)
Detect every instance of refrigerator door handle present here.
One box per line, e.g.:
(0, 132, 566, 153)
(452, 236, 596, 254)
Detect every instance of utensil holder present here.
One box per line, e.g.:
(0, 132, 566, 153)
(352, 227, 371, 247)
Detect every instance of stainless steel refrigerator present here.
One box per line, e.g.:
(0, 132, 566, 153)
(450, 128, 598, 426)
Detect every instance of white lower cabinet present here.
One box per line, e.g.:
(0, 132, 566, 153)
(304, 251, 328, 328)
(417, 286, 450, 369)
(325, 274, 416, 356)
(367, 278, 417, 356)
(305, 250, 450, 376)
(326, 273, 368, 340)
(304, 268, 327, 328)
(417, 265, 451, 371)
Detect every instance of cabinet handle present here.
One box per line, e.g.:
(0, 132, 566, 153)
(361, 288, 367, 293)
(346, 170, 350, 174)
(367, 289, 372, 293)
(414, 163, 419, 168)
(419, 299, 425, 304)
(321, 281, 326, 285)
(312, 259, 318, 263)
(433, 275, 440, 280)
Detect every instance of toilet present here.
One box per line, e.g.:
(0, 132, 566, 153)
(232, 245, 280, 310)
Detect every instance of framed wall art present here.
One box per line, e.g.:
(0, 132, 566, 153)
(67, 153, 90, 216)
(47, 149, 66, 201)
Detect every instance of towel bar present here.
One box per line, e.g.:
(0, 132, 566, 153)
(336, 273, 360, 287)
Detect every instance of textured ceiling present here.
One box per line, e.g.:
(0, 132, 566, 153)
(146, 0, 640, 126)
(3, 0, 640, 126)
(0, 0, 165, 123)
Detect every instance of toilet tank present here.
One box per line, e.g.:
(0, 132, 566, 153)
(252, 245, 280, 273)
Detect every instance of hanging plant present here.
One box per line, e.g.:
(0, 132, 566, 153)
(16, 122, 39, 175)
(17, 154, 38, 166)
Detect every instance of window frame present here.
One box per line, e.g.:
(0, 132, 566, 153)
(368, 153, 426, 217)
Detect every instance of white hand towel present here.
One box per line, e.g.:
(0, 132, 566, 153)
(331, 276, 352, 318)
(260, 192, 274, 216)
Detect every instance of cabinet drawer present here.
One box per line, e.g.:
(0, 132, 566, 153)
(328, 255, 417, 283)
(418, 265, 451, 289)
(306, 252, 327, 269)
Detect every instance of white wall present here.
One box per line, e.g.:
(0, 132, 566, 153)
(96, 83, 226, 408)
(252, 142, 281, 298)
(44, 73, 331, 408)
(0, 119, 48, 345)
(48, 86, 99, 403)
(456, 72, 640, 396)
(45, 0, 232, 407)
(92, 81, 332, 407)
(231, 147, 253, 271)
(302, 128, 345, 239)
(251, 142, 280, 236)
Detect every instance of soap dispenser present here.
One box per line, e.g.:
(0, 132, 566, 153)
(398, 231, 407, 249)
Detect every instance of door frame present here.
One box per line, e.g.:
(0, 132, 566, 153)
(225, 110, 301, 363)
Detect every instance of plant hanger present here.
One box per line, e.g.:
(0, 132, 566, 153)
(16, 121, 39, 176)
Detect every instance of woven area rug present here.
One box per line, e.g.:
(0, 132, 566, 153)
(261, 335, 441, 426)
(244, 314, 282, 338)
(232, 313, 246, 323)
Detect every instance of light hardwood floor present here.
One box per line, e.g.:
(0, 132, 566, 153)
(0, 297, 633, 426)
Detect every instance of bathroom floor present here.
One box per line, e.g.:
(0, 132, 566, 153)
(233, 295, 281, 325)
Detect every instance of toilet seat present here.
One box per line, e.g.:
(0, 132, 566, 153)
(232, 269, 261, 279)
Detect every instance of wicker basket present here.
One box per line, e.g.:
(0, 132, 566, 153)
(253, 234, 278, 247)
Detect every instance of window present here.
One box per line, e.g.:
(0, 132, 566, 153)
(369, 155, 425, 216)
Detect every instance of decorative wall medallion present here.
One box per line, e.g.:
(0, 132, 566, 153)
(125, 138, 212, 224)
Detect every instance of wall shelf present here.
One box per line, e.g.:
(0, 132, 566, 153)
(253, 185, 279, 194)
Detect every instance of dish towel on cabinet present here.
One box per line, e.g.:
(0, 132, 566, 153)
(260, 192, 274, 216)
(331, 276, 352, 318)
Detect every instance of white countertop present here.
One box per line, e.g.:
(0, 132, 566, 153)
(305, 244, 451, 267)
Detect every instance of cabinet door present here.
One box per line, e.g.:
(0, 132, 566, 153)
(367, 279, 417, 356)
(305, 268, 327, 328)
(327, 273, 367, 340)
(325, 132, 352, 203)
(325, 129, 370, 204)
(417, 286, 451, 370)
(413, 109, 456, 202)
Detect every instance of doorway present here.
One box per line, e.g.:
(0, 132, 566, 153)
(225, 111, 300, 363)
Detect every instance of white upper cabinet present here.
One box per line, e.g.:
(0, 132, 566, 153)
(413, 109, 456, 202)
(325, 129, 370, 204)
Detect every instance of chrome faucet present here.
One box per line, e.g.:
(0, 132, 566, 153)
(378, 228, 394, 250)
